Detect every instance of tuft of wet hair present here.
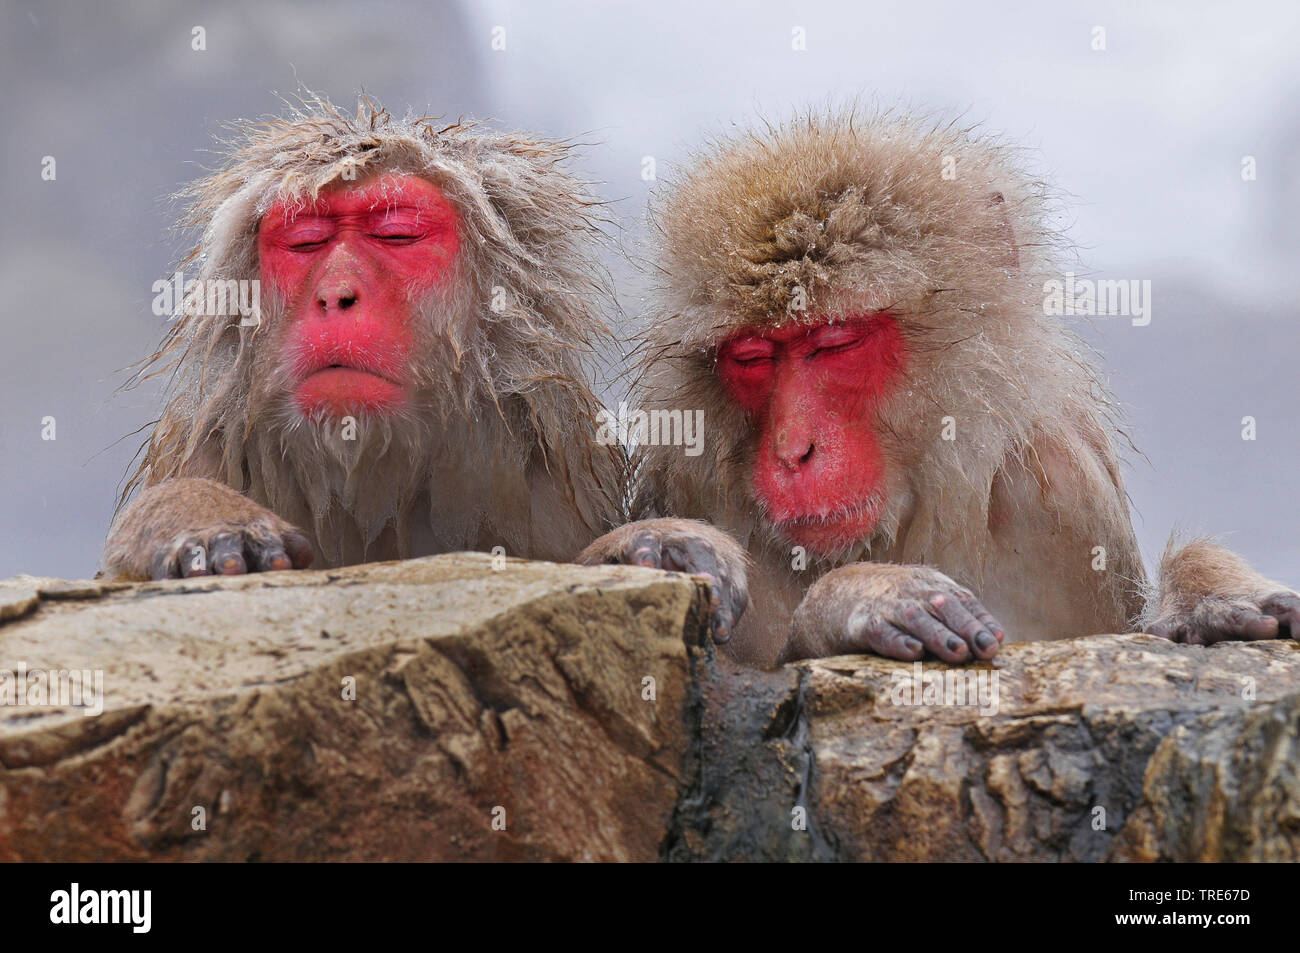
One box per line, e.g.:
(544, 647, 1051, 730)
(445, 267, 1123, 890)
(121, 94, 625, 565)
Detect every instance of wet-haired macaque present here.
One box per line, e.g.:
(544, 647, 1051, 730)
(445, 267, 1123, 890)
(581, 111, 1300, 667)
(104, 97, 623, 580)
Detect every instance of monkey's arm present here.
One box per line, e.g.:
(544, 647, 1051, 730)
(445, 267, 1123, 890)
(577, 517, 750, 642)
(783, 563, 1005, 664)
(103, 477, 314, 581)
(1144, 539, 1300, 644)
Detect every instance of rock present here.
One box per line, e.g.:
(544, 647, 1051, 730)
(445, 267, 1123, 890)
(3, 555, 1298, 862)
(0, 590, 38, 624)
(0, 554, 707, 861)
(672, 634, 1300, 861)
(1110, 693, 1300, 861)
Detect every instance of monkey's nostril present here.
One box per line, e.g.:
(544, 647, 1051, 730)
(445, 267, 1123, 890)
(338, 295, 357, 310)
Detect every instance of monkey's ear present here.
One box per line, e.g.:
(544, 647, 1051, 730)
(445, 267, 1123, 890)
(987, 191, 1020, 270)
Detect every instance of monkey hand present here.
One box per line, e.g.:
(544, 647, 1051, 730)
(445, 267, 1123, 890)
(103, 477, 314, 581)
(1143, 539, 1300, 645)
(577, 518, 750, 643)
(1144, 591, 1300, 645)
(787, 563, 1005, 664)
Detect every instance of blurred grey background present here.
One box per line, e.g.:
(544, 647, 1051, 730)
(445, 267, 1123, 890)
(1, 0, 1297, 582)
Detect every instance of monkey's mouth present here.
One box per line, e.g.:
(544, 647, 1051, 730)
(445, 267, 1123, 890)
(771, 499, 884, 552)
(295, 365, 408, 416)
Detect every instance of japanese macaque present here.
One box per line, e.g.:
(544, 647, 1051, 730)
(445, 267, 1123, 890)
(580, 110, 1300, 667)
(104, 97, 624, 580)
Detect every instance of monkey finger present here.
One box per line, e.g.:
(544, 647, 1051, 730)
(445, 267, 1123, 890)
(660, 536, 719, 577)
(661, 537, 740, 639)
(149, 546, 180, 581)
(179, 537, 212, 577)
(1191, 607, 1278, 645)
(898, 604, 971, 663)
(624, 532, 664, 570)
(209, 531, 248, 575)
(699, 573, 736, 644)
(1259, 592, 1300, 639)
(1223, 606, 1280, 641)
(707, 574, 749, 645)
(953, 590, 1005, 644)
(847, 612, 923, 660)
(1143, 621, 1177, 640)
(247, 535, 294, 573)
(708, 587, 735, 643)
(283, 532, 315, 570)
(674, 564, 734, 641)
(928, 592, 999, 659)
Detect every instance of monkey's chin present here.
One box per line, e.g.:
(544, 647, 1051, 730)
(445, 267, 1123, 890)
(295, 368, 409, 418)
(772, 505, 882, 556)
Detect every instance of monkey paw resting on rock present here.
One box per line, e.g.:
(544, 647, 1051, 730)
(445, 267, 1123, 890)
(580, 108, 1300, 667)
(104, 96, 624, 580)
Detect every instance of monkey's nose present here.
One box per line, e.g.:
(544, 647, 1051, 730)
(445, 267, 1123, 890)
(316, 282, 360, 312)
(775, 432, 816, 470)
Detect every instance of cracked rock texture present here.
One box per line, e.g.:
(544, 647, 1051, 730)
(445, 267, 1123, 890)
(0, 555, 703, 861)
(3, 557, 1299, 862)
(673, 636, 1300, 861)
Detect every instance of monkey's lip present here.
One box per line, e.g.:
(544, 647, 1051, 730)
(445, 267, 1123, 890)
(295, 366, 408, 415)
(772, 502, 882, 551)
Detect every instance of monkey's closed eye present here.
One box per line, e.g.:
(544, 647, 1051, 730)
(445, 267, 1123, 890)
(289, 240, 329, 252)
(370, 234, 422, 245)
(810, 339, 867, 359)
(720, 338, 777, 366)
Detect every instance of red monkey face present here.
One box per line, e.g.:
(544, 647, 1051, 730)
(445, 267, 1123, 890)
(717, 313, 907, 554)
(257, 174, 462, 418)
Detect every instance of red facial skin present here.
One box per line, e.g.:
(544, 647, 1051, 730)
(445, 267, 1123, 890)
(257, 174, 461, 418)
(716, 314, 908, 554)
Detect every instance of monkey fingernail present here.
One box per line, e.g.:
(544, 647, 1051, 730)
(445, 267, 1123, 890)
(975, 631, 996, 651)
(253, 544, 294, 572)
(283, 532, 314, 569)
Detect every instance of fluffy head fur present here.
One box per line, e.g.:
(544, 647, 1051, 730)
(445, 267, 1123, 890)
(123, 95, 624, 565)
(635, 108, 1137, 600)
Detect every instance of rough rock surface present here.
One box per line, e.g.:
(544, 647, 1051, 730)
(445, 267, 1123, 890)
(0, 555, 705, 861)
(3, 557, 1299, 862)
(672, 635, 1300, 861)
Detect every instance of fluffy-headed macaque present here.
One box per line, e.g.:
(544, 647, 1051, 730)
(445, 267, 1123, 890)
(581, 111, 1300, 667)
(105, 97, 623, 579)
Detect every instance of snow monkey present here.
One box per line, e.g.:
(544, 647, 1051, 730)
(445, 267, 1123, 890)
(580, 110, 1300, 667)
(104, 97, 624, 580)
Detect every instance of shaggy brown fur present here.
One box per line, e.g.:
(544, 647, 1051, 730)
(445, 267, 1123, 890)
(583, 107, 1296, 666)
(636, 110, 1142, 623)
(105, 96, 625, 576)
